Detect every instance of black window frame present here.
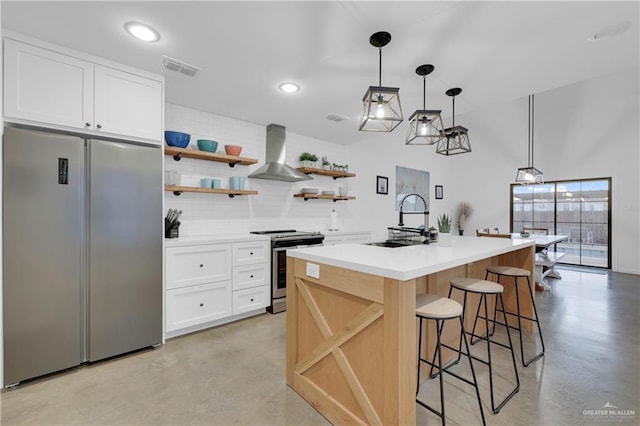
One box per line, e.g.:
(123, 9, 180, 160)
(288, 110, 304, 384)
(509, 177, 612, 269)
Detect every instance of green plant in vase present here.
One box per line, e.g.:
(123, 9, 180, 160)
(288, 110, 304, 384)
(321, 156, 331, 170)
(437, 213, 451, 233)
(299, 152, 318, 168)
(437, 213, 452, 246)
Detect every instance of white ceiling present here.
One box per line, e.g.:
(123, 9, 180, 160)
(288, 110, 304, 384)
(2, 1, 638, 145)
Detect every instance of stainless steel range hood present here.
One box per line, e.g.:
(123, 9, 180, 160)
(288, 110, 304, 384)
(248, 124, 312, 182)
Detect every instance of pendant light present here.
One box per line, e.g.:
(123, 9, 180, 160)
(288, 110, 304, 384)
(359, 31, 403, 132)
(405, 64, 445, 145)
(435, 88, 471, 155)
(515, 94, 544, 184)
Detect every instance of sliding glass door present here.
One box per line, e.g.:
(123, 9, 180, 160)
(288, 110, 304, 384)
(511, 178, 611, 268)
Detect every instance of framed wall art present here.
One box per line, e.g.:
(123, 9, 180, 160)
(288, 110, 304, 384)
(395, 166, 429, 211)
(376, 176, 388, 195)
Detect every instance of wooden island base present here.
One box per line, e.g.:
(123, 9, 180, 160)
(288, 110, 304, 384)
(286, 244, 534, 425)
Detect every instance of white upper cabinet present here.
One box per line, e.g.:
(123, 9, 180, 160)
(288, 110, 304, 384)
(94, 65, 162, 141)
(3, 37, 163, 143)
(4, 39, 94, 130)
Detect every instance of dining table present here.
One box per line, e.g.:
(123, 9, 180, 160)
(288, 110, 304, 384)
(512, 233, 569, 290)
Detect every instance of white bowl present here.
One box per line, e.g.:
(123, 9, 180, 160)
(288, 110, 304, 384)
(322, 190, 335, 196)
(301, 188, 318, 194)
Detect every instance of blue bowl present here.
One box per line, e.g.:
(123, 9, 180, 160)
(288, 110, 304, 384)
(164, 131, 191, 148)
(197, 139, 219, 153)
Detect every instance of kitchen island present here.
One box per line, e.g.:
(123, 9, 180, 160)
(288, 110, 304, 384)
(286, 236, 534, 425)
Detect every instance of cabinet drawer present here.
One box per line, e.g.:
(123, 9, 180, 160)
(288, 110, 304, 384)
(233, 241, 269, 266)
(166, 281, 232, 332)
(166, 244, 232, 289)
(233, 263, 268, 291)
(232, 286, 269, 315)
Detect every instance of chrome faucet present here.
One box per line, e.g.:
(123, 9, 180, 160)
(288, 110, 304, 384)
(398, 193, 429, 237)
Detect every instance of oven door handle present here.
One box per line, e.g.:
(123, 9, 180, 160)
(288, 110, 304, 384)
(274, 243, 323, 252)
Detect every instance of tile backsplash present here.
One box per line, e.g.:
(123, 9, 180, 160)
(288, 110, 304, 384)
(164, 103, 355, 236)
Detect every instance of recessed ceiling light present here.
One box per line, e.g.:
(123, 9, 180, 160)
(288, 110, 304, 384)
(278, 82, 300, 94)
(124, 21, 161, 42)
(589, 20, 632, 42)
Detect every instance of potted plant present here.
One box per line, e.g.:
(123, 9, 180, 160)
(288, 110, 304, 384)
(437, 213, 452, 246)
(321, 156, 331, 170)
(456, 202, 473, 236)
(299, 152, 318, 168)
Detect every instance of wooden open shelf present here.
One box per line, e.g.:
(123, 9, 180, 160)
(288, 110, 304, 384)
(165, 185, 258, 198)
(164, 146, 258, 167)
(294, 193, 356, 202)
(297, 167, 355, 179)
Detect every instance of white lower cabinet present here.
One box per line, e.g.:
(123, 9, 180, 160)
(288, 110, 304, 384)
(233, 286, 269, 315)
(233, 263, 269, 291)
(231, 240, 270, 314)
(233, 241, 268, 266)
(165, 244, 231, 289)
(166, 282, 232, 333)
(165, 238, 270, 338)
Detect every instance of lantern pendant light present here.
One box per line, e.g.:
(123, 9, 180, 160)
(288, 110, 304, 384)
(405, 64, 445, 145)
(435, 88, 471, 155)
(358, 31, 403, 132)
(516, 94, 544, 184)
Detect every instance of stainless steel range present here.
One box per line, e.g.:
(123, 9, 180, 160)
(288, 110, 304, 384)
(251, 230, 324, 313)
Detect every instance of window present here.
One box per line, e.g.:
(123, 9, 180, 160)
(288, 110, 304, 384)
(510, 178, 611, 268)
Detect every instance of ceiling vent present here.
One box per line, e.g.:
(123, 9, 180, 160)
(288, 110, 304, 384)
(325, 113, 349, 123)
(161, 55, 201, 77)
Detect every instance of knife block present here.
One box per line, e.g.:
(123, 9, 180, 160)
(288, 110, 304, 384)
(165, 218, 180, 238)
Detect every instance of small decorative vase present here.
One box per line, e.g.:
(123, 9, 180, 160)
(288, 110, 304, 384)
(439, 232, 452, 247)
(459, 230, 464, 236)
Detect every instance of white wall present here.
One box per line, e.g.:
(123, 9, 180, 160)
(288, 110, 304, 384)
(164, 103, 356, 235)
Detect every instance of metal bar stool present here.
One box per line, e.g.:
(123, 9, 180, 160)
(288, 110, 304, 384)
(448, 278, 520, 414)
(485, 265, 545, 367)
(416, 294, 486, 426)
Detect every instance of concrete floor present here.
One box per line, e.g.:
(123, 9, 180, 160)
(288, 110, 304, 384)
(1, 268, 638, 425)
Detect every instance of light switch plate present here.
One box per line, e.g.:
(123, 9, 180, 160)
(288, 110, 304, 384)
(306, 262, 320, 279)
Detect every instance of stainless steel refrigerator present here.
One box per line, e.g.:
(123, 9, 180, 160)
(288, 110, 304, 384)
(3, 126, 162, 386)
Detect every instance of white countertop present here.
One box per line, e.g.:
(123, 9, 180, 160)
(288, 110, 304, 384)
(287, 236, 534, 281)
(164, 233, 271, 248)
(322, 230, 371, 236)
